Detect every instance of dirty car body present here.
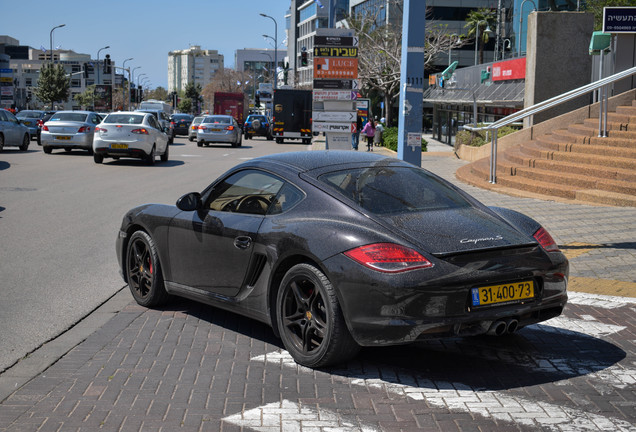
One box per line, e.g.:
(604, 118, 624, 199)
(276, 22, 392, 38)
(116, 151, 568, 367)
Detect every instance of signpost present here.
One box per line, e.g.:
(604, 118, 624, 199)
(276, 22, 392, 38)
(312, 28, 359, 150)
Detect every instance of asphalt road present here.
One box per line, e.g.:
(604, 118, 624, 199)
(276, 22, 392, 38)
(0, 135, 308, 373)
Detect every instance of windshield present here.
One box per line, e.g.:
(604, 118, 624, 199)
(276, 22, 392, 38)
(203, 116, 231, 124)
(17, 112, 42, 119)
(104, 114, 144, 124)
(49, 113, 88, 122)
(319, 166, 472, 215)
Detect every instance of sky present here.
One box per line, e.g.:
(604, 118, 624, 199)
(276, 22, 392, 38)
(1, 0, 290, 89)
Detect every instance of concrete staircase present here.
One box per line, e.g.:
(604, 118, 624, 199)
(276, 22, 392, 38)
(457, 98, 636, 207)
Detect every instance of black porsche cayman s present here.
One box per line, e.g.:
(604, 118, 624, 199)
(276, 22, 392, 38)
(116, 151, 568, 367)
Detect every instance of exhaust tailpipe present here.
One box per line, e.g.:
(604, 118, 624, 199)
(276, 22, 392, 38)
(487, 320, 507, 336)
(506, 318, 519, 334)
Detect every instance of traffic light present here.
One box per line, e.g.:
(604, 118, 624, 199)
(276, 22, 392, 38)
(103, 54, 111, 74)
(255, 93, 260, 106)
(301, 51, 308, 67)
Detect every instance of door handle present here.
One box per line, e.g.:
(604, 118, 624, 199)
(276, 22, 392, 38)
(234, 236, 252, 250)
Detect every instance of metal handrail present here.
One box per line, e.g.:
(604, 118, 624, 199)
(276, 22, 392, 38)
(463, 65, 636, 183)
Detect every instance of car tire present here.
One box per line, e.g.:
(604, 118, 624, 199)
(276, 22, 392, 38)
(276, 138, 283, 144)
(19, 134, 30, 151)
(87, 147, 93, 156)
(126, 230, 170, 307)
(197, 140, 203, 147)
(43, 146, 52, 154)
(93, 153, 103, 164)
(276, 263, 360, 368)
(146, 146, 156, 165)
(160, 143, 169, 162)
(267, 134, 274, 141)
(0, 134, 4, 152)
(188, 136, 194, 142)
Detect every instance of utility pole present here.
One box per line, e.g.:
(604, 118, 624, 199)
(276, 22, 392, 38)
(397, 0, 426, 167)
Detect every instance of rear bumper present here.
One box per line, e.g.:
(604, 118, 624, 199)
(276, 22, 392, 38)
(40, 134, 92, 149)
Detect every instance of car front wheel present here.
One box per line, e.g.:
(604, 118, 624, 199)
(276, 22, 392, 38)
(126, 231, 169, 307)
(276, 263, 359, 368)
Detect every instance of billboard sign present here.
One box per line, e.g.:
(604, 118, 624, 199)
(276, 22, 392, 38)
(492, 58, 526, 81)
(94, 85, 112, 112)
(313, 47, 358, 58)
(314, 36, 359, 47)
(314, 58, 358, 79)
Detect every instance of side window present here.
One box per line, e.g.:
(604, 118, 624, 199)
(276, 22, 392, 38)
(0, 111, 6, 122)
(268, 183, 305, 215)
(207, 170, 284, 215)
(148, 116, 159, 130)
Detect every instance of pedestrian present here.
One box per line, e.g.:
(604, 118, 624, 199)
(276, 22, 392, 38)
(373, 119, 384, 147)
(352, 115, 363, 150)
(361, 119, 376, 151)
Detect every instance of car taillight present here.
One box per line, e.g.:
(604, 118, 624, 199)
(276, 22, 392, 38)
(37, 120, 43, 127)
(42, 125, 49, 131)
(198, 125, 206, 130)
(344, 243, 433, 273)
(533, 227, 559, 252)
(131, 128, 149, 135)
(95, 127, 107, 133)
(171, 121, 176, 126)
(78, 126, 90, 133)
(226, 125, 235, 131)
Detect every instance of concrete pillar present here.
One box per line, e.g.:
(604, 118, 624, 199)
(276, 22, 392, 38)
(524, 12, 594, 126)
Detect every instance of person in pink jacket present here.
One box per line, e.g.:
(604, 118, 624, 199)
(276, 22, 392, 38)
(361, 120, 375, 151)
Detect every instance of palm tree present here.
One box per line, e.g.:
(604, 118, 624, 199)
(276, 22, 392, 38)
(464, 8, 497, 65)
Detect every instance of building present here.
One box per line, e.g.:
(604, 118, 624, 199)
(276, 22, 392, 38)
(167, 46, 224, 94)
(0, 35, 117, 111)
(235, 48, 287, 88)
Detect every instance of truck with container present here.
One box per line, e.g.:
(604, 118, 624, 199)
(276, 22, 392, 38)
(213, 92, 247, 125)
(271, 89, 312, 144)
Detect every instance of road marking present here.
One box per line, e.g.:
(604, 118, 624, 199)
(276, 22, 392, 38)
(222, 399, 379, 431)
(567, 291, 636, 309)
(177, 154, 202, 157)
(251, 351, 636, 432)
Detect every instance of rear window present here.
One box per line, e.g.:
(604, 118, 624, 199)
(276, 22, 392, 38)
(249, 116, 267, 122)
(192, 117, 204, 124)
(104, 114, 145, 124)
(50, 113, 89, 122)
(203, 116, 231, 124)
(319, 166, 472, 215)
(17, 111, 42, 119)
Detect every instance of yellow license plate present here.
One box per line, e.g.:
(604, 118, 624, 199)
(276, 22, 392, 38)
(111, 144, 128, 149)
(211, 128, 222, 132)
(471, 281, 534, 307)
(55, 136, 71, 140)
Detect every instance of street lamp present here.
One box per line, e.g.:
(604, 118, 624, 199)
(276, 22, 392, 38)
(131, 66, 141, 86)
(474, 20, 493, 65)
(96, 45, 109, 85)
(447, 34, 459, 66)
(49, 24, 65, 64)
(518, 0, 537, 56)
(259, 13, 278, 90)
(122, 58, 133, 110)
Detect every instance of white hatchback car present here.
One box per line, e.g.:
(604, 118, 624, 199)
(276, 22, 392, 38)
(92, 111, 169, 165)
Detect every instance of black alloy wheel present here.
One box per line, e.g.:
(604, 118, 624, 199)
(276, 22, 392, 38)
(276, 263, 359, 368)
(126, 231, 169, 307)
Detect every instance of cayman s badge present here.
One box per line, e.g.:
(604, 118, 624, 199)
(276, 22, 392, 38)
(460, 235, 504, 245)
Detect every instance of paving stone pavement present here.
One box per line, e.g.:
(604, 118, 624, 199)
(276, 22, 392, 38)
(1, 146, 635, 432)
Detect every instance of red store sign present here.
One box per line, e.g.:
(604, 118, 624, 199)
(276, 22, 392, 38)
(492, 58, 526, 81)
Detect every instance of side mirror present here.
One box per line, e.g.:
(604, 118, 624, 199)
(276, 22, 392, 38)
(176, 192, 202, 211)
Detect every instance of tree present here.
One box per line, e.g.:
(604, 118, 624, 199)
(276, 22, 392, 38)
(464, 8, 497, 65)
(74, 85, 96, 110)
(201, 69, 251, 110)
(34, 64, 70, 109)
(346, 1, 468, 126)
(145, 86, 169, 102)
(178, 98, 192, 114)
(583, 0, 634, 30)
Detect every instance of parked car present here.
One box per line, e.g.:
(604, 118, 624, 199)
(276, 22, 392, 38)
(243, 114, 273, 140)
(170, 113, 194, 136)
(197, 115, 242, 147)
(136, 109, 173, 144)
(36, 111, 56, 145)
(116, 151, 568, 368)
(16, 110, 46, 140)
(0, 109, 31, 152)
(188, 116, 204, 142)
(40, 111, 103, 154)
(92, 111, 169, 165)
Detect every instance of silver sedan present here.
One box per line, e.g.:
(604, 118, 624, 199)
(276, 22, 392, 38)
(197, 115, 242, 148)
(40, 111, 103, 154)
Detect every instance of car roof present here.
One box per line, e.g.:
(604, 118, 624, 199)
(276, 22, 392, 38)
(246, 151, 405, 174)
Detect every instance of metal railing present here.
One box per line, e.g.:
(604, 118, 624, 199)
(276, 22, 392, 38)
(463, 65, 636, 183)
